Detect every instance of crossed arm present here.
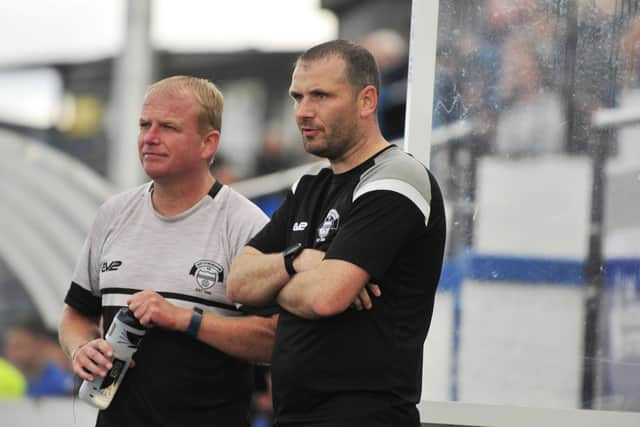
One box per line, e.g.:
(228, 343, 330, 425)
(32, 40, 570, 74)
(227, 246, 380, 319)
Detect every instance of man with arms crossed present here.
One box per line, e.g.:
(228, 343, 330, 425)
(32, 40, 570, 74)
(227, 40, 446, 427)
(59, 76, 275, 427)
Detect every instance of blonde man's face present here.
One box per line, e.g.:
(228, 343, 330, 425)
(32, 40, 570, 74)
(138, 89, 209, 182)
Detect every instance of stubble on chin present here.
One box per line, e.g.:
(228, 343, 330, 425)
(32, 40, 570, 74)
(303, 137, 328, 159)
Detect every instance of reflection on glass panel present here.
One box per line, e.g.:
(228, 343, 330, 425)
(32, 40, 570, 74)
(429, 0, 640, 413)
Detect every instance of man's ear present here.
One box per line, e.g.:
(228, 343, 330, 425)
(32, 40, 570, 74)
(359, 85, 378, 119)
(202, 129, 220, 161)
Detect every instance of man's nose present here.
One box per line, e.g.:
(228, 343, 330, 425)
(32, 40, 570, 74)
(141, 124, 159, 143)
(295, 99, 315, 121)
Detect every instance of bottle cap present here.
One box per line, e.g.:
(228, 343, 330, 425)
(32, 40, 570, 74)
(116, 307, 145, 331)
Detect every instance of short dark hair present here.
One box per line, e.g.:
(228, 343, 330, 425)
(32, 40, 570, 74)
(298, 39, 381, 95)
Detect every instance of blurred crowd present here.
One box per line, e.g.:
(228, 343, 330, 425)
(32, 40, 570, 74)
(0, 317, 74, 398)
(432, 0, 640, 159)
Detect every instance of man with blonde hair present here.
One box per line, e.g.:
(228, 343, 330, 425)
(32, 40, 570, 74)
(59, 75, 276, 427)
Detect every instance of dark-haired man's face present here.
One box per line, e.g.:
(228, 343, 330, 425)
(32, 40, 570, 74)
(288, 56, 362, 161)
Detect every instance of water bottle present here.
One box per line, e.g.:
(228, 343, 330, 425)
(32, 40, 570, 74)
(78, 307, 146, 409)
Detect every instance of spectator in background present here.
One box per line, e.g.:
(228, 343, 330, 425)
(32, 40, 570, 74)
(211, 153, 240, 185)
(609, 14, 640, 168)
(2, 318, 74, 397)
(453, 0, 552, 122)
(471, 0, 535, 114)
(359, 29, 409, 141)
(254, 128, 296, 176)
(433, 41, 464, 128)
(483, 0, 538, 41)
(493, 33, 565, 157)
(456, 30, 502, 118)
(622, 15, 640, 90)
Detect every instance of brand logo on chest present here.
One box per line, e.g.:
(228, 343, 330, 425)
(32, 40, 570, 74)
(189, 260, 224, 293)
(316, 209, 340, 243)
(101, 260, 122, 272)
(292, 221, 308, 231)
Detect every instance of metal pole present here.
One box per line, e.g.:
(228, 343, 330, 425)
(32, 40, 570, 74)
(107, 0, 154, 189)
(563, 0, 579, 153)
(580, 0, 626, 407)
(404, 0, 439, 165)
(581, 128, 609, 409)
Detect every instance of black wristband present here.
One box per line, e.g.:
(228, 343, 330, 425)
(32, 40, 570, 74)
(284, 253, 297, 277)
(186, 307, 203, 337)
(283, 243, 303, 277)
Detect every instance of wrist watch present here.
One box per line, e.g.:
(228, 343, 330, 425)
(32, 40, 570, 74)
(186, 306, 203, 337)
(283, 242, 303, 277)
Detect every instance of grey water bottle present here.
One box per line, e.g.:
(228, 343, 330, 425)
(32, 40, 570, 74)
(78, 307, 146, 409)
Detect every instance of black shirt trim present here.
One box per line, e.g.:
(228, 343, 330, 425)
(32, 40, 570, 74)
(208, 180, 224, 199)
(64, 282, 101, 318)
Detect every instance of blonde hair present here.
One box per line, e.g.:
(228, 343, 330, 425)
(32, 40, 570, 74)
(146, 75, 224, 133)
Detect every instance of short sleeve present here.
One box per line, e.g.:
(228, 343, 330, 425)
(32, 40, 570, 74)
(248, 190, 296, 254)
(324, 190, 428, 281)
(63, 203, 112, 316)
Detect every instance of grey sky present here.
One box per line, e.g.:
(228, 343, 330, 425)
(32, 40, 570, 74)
(0, 0, 337, 67)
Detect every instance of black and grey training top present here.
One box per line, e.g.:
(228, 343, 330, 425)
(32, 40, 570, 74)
(248, 144, 447, 426)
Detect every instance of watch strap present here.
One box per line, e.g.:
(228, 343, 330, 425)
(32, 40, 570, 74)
(283, 243, 303, 277)
(186, 307, 203, 337)
(284, 253, 297, 277)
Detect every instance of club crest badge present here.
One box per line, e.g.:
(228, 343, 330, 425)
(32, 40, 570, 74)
(316, 209, 340, 243)
(189, 260, 224, 290)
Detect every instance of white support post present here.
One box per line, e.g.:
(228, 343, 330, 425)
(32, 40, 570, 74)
(404, 0, 439, 166)
(107, 0, 154, 189)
